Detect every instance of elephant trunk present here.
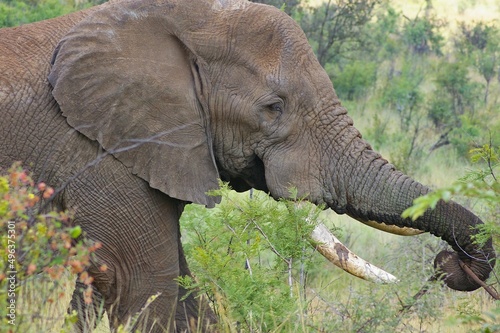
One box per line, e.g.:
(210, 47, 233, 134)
(328, 135, 495, 291)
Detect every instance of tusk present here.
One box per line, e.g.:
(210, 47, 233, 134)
(359, 220, 424, 236)
(310, 223, 399, 284)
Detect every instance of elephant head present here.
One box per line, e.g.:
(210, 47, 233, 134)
(48, 0, 494, 292)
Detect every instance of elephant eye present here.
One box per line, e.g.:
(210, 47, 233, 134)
(259, 100, 284, 125)
(269, 102, 283, 114)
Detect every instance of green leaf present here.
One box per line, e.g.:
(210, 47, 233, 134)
(0, 177, 9, 194)
(69, 225, 82, 239)
(0, 200, 8, 217)
(441, 190, 452, 201)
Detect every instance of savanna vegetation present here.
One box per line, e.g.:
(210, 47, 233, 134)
(0, 0, 499, 332)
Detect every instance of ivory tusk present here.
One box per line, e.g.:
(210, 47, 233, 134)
(310, 223, 399, 284)
(359, 220, 424, 236)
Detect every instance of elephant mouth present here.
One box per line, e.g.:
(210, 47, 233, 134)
(217, 156, 269, 193)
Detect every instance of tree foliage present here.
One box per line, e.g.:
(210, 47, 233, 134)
(332, 60, 377, 100)
(402, 14, 445, 55)
(0, 0, 103, 27)
(0, 164, 100, 332)
(298, 0, 381, 67)
(180, 183, 324, 331)
(455, 21, 499, 104)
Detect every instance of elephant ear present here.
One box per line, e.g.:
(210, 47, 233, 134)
(48, 5, 220, 207)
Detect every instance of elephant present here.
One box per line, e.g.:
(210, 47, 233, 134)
(0, 0, 495, 332)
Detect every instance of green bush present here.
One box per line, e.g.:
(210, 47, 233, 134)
(427, 95, 454, 129)
(364, 113, 389, 151)
(434, 60, 482, 119)
(402, 15, 445, 55)
(0, 163, 99, 332)
(380, 58, 424, 132)
(180, 184, 324, 331)
(0, 0, 100, 28)
(455, 21, 499, 104)
(332, 60, 377, 101)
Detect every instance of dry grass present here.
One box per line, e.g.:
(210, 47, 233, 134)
(14, 272, 110, 332)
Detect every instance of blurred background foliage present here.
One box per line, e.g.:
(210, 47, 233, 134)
(1, 0, 499, 332)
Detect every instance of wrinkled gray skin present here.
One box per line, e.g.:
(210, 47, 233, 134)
(0, 0, 495, 332)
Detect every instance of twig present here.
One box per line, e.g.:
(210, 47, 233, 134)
(458, 260, 500, 300)
(252, 221, 289, 264)
(398, 275, 437, 313)
(487, 131, 497, 181)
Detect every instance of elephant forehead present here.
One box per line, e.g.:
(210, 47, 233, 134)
(228, 6, 307, 61)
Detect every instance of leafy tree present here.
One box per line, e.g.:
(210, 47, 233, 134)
(402, 0, 446, 55)
(402, 14, 445, 55)
(381, 58, 425, 132)
(455, 21, 499, 104)
(364, 113, 389, 151)
(331, 60, 377, 101)
(426, 21, 496, 157)
(427, 94, 454, 130)
(432, 60, 482, 122)
(363, 4, 402, 78)
(180, 184, 324, 331)
(0, 0, 102, 27)
(298, 0, 382, 67)
(0, 163, 100, 332)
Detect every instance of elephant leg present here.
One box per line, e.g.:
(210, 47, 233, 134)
(68, 279, 105, 333)
(104, 264, 179, 333)
(61, 158, 184, 333)
(175, 239, 217, 332)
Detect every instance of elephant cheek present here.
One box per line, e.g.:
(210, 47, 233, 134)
(264, 157, 320, 202)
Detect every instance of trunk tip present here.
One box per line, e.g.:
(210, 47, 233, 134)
(434, 250, 495, 292)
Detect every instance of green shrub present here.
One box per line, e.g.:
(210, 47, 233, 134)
(180, 184, 325, 331)
(434, 60, 482, 119)
(402, 15, 445, 55)
(380, 59, 424, 132)
(0, 0, 99, 28)
(332, 60, 377, 101)
(427, 95, 454, 129)
(0, 163, 99, 332)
